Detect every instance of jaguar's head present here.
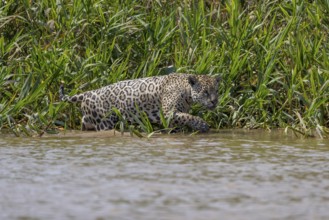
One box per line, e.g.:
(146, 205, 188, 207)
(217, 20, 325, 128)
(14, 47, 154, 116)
(188, 74, 221, 109)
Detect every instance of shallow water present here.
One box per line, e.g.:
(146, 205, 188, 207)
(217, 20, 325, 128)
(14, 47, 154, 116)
(0, 130, 329, 220)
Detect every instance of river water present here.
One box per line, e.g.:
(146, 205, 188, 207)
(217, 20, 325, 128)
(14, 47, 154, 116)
(0, 129, 328, 220)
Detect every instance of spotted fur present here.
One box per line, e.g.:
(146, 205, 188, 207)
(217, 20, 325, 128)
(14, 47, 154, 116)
(61, 73, 220, 132)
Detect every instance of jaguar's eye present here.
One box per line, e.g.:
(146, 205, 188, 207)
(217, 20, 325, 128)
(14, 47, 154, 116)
(204, 90, 209, 96)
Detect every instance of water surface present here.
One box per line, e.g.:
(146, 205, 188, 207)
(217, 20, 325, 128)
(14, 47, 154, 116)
(0, 130, 329, 220)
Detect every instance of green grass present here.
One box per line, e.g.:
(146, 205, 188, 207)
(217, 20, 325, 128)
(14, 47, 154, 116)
(0, 0, 328, 137)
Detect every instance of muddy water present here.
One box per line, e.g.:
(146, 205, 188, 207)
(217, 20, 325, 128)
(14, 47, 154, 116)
(0, 130, 329, 220)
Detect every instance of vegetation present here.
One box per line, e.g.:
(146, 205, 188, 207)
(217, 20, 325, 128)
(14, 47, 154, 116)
(0, 0, 328, 137)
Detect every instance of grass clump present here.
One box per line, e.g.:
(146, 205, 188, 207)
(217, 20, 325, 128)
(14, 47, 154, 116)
(0, 0, 328, 137)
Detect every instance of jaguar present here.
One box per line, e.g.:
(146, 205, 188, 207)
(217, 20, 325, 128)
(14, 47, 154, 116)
(60, 73, 220, 132)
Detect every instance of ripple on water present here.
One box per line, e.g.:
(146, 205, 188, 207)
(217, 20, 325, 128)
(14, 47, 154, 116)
(0, 130, 329, 220)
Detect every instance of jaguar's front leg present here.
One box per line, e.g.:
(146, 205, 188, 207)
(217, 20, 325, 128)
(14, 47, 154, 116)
(170, 112, 210, 132)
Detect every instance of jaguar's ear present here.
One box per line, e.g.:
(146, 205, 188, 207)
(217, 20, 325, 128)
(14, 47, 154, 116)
(188, 75, 198, 86)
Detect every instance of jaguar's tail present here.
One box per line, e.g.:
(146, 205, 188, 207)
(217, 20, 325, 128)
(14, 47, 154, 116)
(59, 82, 82, 103)
(59, 81, 67, 101)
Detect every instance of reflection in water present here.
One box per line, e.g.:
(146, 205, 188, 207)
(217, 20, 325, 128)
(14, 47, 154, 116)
(0, 130, 329, 220)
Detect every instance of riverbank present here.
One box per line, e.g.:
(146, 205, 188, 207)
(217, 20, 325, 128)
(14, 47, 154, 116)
(1, 1, 328, 137)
